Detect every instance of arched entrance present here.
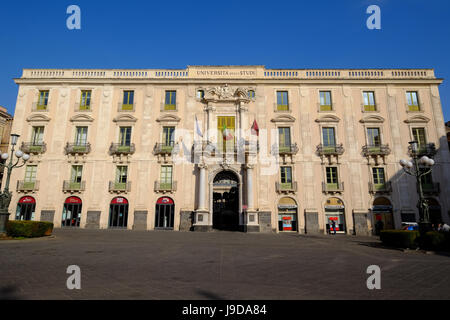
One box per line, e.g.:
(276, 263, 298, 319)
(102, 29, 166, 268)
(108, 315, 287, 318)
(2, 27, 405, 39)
(427, 198, 442, 225)
(109, 197, 129, 228)
(213, 170, 239, 231)
(325, 197, 346, 234)
(62, 196, 82, 227)
(372, 197, 394, 234)
(155, 197, 175, 229)
(278, 197, 298, 232)
(15, 196, 36, 221)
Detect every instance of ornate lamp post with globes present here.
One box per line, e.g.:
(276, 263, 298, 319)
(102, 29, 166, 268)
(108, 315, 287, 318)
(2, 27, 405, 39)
(399, 141, 435, 235)
(0, 134, 30, 234)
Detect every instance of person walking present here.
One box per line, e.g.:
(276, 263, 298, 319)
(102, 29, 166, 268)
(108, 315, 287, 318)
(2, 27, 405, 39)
(331, 220, 337, 235)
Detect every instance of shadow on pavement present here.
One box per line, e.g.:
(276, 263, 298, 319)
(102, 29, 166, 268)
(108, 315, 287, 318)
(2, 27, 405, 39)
(0, 285, 21, 300)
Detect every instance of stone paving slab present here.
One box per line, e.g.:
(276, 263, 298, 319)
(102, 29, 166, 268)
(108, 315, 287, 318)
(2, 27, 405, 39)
(0, 229, 449, 300)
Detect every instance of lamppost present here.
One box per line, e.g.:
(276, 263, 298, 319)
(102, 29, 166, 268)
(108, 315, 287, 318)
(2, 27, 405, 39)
(0, 134, 30, 234)
(399, 141, 435, 235)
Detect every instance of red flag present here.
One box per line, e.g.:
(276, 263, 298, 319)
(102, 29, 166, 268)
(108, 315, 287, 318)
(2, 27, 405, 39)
(251, 119, 259, 136)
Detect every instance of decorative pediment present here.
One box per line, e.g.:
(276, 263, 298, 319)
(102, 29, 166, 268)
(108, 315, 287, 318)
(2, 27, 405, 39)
(360, 115, 385, 124)
(315, 115, 340, 123)
(113, 114, 137, 123)
(404, 115, 430, 124)
(204, 84, 250, 102)
(70, 114, 94, 123)
(156, 114, 181, 123)
(26, 114, 51, 122)
(271, 115, 296, 123)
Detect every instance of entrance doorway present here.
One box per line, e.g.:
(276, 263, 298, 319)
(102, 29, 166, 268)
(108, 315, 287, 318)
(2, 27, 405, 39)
(427, 198, 442, 225)
(213, 171, 239, 231)
(109, 197, 129, 228)
(155, 197, 175, 229)
(373, 197, 394, 234)
(62, 196, 82, 227)
(278, 197, 298, 232)
(325, 197, 346, 234)
(15, 196, 36, 221)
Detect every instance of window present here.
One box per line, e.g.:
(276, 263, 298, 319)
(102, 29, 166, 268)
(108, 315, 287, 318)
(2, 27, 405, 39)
(37, 91, 49, 110)
(363, 91, 376, 111)
(162, 127, 175, 146)
(320, 91, 332, 111)
(25, 165, 37, 182)
(70, 165, 83, 185)
(412, 128, 427, 146)
(116, 166, 128, 187)
(165, 91, 177, 110)
(75, 127, 88, 145)
(322, 127, 336, 147)
(372, 168, 386, 189)
(122, 91, 134, 110)
(80, 90, 91, 110)
(406, 91, 420, 111)
(197, 90, 204, 99)
(31, 126, 44, 145)
(160, 166, 173, 189)
(217, 116, 235, 151)
(420, 168, 433, 190)
(278, 127, 291, 152)
(248, 90, 255, 99)
(119, 127, 132, 146)
(276, 91, 289, 111)
(326, 167, 338, 188)
(280, 166, 293, 189)
(367, 128, 381, 146)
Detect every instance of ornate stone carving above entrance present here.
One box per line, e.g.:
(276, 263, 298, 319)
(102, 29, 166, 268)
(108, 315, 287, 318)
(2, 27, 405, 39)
(203, 84, 251, 103)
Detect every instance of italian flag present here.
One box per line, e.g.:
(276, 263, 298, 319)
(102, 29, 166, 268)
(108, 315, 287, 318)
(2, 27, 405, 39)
(222, 123, 233, 141)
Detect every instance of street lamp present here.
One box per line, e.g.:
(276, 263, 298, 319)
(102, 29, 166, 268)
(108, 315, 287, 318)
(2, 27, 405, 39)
(399, 141, 435, 235)
(0, 134, 30, 234)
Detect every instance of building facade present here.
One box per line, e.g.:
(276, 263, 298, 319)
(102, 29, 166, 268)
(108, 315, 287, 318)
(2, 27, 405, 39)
(0, 106, 14, 190)
(6, 66, 450, 235)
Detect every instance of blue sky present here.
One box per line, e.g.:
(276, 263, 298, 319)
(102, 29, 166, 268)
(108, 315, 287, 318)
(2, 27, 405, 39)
(0, 0, 449, 120)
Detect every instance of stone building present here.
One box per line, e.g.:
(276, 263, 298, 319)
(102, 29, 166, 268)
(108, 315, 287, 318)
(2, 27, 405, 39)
(6, 66, 450, 235)
(0, 106, 14, 190)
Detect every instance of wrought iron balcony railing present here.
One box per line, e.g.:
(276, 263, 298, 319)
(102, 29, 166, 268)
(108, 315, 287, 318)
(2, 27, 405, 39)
(322, 182, 344, 193)
(408, 143, 436, 157)
(369, 181, 392, 193)
(272, 143, 298, 155)
(17, 180, 40, 192)
(153, 142, 176, 155)
(154, 181, 177, 192)
(65, 143, 91, 154)
(20, 142, 47, 154)
(362, 144, 391, 157)
(109, 181, 131, 192)
(317, 144, 344, 156)
(275, 181, 298, 193)
(63, 181, 86, 192)
(109, 143, 135, 155)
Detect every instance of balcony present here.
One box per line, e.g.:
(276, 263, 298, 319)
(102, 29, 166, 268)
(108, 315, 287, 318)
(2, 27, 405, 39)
(74, 102, 91, 112)
(322, 182, 344, 193)
(109, 181, 131, 193)
(362, 144, 391, 157)
(20, 142, 47, 154)
(272, 143, 298, 155)
(420, 182, 440, 195)
(65, 143, 91, 155)
(32, 102, 48, 112)
(118, 102, 135, 112)
(153, 142, 176, 155)
(154, 181, 177, 193)
(274, 103, 290, 112)
(408, 143, 436, 157)
(63, 181, 86, 192)
(317, 144, 344, 156)
(160, 102, 178, 111)
(17, 180, 40, 192)
(407, 104, 421, 112)
(109, 143, 135, 155)
(362, 104, 377, 112)
(275, 181, 298, 193)
(369, 181, 392, 193)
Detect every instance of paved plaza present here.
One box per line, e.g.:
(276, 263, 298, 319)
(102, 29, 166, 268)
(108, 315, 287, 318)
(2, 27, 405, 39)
(0, 229, 449, 300)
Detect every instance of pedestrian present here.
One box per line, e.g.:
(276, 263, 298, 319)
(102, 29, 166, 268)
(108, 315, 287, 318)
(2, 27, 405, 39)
(331, 220, 337, 235)
(442, 223, 450, 232)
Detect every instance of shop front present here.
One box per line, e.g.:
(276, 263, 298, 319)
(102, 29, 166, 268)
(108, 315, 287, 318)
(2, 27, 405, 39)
(278, 197, 298, 232)
(325, 197, 346, 234)
(15, 196, 36, 221)
(155, 197, 175, 229)
(372, 197, 394, 234)
(109, 197, 129, 228)
(61, 196, 82, 227)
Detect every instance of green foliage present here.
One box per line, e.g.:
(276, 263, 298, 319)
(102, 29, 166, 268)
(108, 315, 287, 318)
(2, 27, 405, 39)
(380, 230, 420, 249)
(422, 231, 450, 251)
(6, 221, 53, 238)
